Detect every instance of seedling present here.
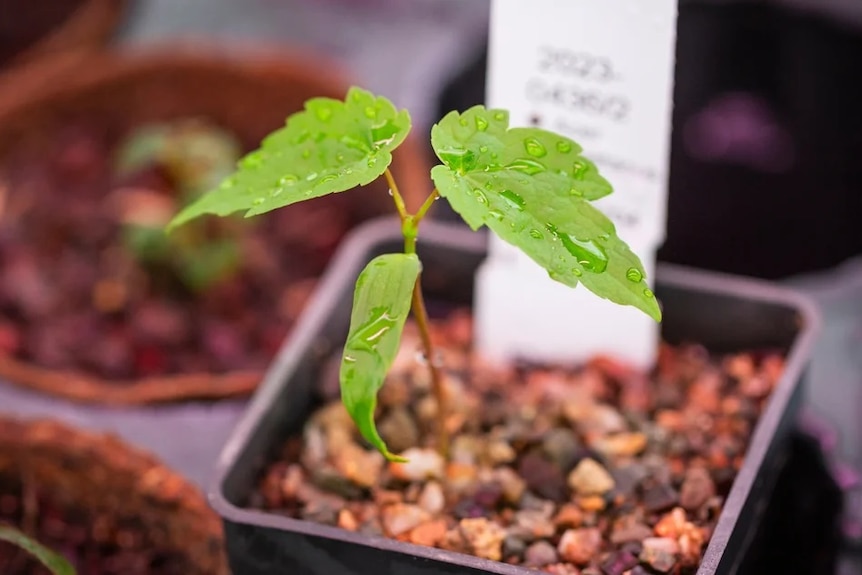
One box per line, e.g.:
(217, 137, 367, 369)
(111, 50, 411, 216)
(0, 524, 75, 575)
(112, 119, 245, 294)
(167, 87, 661, 461)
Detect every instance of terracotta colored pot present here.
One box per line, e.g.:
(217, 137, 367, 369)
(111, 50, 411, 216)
(0, 416, 228, 574)
(0, 0, 127, 72)
(0, 45, 432, 405)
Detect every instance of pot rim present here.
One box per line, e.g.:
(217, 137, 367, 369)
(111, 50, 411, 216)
(208, 216, 821, 574)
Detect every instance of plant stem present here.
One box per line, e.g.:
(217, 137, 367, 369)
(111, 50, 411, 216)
(384, 168, 408, 220)
(411, 277, 449, 458)
(385, 171, 448, 459)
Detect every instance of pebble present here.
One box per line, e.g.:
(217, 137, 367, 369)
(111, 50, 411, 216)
(524, 540, 558, 568)
(642, 483, 679, 514)
(501, 535, 526, 559)
(378, 408, 420, 454)
(389, 448, 444, 481)
(568, 458, 615, 496)
(545, 564, 582, 575)
(512, 507, 556, 541)
(558, 527, 602, 565)
(311, 466, 364, 499)
(541, 428, 582, 471)
(591, 432, 647, 458)
(338, 509, 359, 531)
(490, 467, 526, 504)
(381, 504, 430, 537)
(486, 440, 517, 465)
(458, 518, 507, 561)
(640, 537, 679, 573)
(332, 443, 384, 489)
(408, 519, 447, 547)
(600, 550, 639, 575)
(609, 518, 653, 545)
(610, 462, 648, 496)
(518, 451, 567, 502)
(418, 481, 446, 515)
(679, 467, 716, 511)
(553, 504, 584, 530)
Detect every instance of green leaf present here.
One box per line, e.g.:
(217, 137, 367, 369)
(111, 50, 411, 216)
(340, 253, 421, 461)
(430, 106, 661, 321)
(0, 525, 76, 575)
(167, 87, 411, 230)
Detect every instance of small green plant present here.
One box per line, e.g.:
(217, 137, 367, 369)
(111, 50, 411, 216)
(113, 119, 245, 294)
(0, 524, 75, 575)
(167, 87, 661, 461)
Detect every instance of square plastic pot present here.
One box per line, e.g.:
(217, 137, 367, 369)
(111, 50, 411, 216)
(208, 217, 821, 575)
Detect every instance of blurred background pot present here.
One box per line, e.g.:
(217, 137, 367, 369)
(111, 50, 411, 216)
(0, 416, 228, 574)
(0, 45, 430, 405)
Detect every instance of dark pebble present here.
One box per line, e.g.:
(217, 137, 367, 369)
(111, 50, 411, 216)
(473, 483, 504, 509)
(453, 498, 489, 520)
(600, 551, 639, 575)
(642, 482, 679, 514)
(502, 535, 527, 559)
(541, 428, 582, 472)
(517, 451, 567, 502)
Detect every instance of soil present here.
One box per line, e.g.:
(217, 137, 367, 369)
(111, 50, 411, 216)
(0, 1, 84, 68)
(0, 418, 225, 575)
(0, 474, 196, 574)
(0, 119, 374, 383)
(250, 309, 786, 574)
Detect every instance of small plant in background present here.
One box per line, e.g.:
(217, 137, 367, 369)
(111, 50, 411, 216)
(168, 87, 661, 461)
(111, 118, 246, 294)
(0, 524, 75, 575)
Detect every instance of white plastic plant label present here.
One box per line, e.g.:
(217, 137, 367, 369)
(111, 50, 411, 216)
(475, 0, 678, 370)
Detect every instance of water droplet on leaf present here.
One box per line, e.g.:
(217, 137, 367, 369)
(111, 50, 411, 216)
(279, 174, 298, 186)
(546, 224, 608, 273)
(475, 116, 489, 131)
(473, 189, 488, 205)
(368, 157, 378, 168)
(499, 189, 525, 211)
(252, 197, 265, 206)
(556, 140, 573, 153)
(573, 268, 583, 277)
(364, 106, 377, 119)
(242, 152, 264, 168)
(306, 172, 318, 181)
(524, 137, 548, 158)
(438, 148, 477, 172)
(479, 145, 488, 153)
(572, 161, 587, 179)
(529, 229, 543, 239)
(626, 268, 643, 282)
(507, 158, 545, 175)
(493, 111, 506, 121)
(488, 209, 504, 221)
(644, 288, 654, 299)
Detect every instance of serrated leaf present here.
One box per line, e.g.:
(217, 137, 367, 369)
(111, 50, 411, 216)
(0, 525, 76, 575)
(167, 87, 411, 230)
(340, 253, 421, 461)
(430, 106, 660, 321)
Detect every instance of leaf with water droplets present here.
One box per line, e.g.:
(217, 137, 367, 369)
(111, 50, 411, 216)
(167, 87, 411, 230)
(430, 106, 659, 321)
(0, 525, 76, 575)
(341, 253, 421, 461)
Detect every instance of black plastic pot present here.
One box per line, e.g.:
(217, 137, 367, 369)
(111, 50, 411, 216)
(209, 217, 821, 575)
